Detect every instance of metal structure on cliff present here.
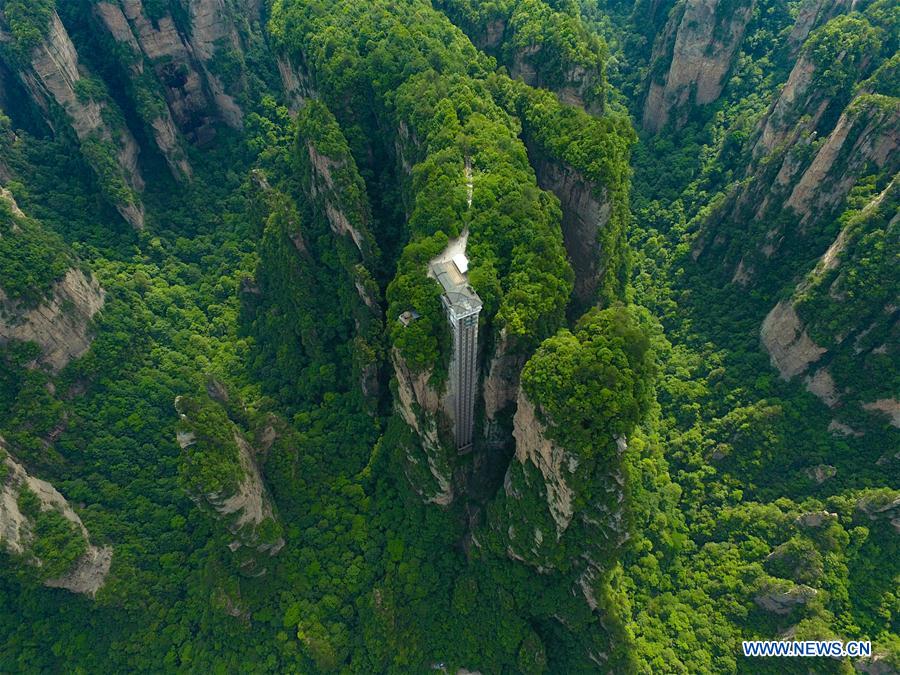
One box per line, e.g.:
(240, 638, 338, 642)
(429, 234, 482, 451)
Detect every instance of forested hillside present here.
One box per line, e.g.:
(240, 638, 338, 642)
(0, 0, 896, 673)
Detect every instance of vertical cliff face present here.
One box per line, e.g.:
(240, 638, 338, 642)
(92, 0, 262, 144)
(175, 387, 285, 575)
(92, 1, 192, 180)
(509, 84, 634, 307)
(486, 307, 655, 618)
(760, 179, 899, 416)
(1, 437, 112, 597)
(693, 10, 895, 284)
(435, 0, 608, 114)
(0, 10, 145, 227)
(294, 100, 384, 404)
(0, 189, 105, 372)
(0, 268, 105, 373)
(392, 349, 455, 506)
(526, 148, 612, 305)
(785, 0, 857, 56)
(642, 0, 755, 132)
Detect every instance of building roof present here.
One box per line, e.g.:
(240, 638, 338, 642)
(427, 229, 482, 318)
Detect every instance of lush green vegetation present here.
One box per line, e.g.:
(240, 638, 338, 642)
(0, 0, 897, 672)
(0, 192, 72, 306)
(0, 0, 57, 62)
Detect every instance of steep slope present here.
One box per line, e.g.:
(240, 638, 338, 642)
(0, 187, 104, 372)
(642, 0, 756, 132)
(436, 0, 608, 114)
(761, 178, 898, 417)
(484, 306, 655, 668)
(1, 436, 112, 596)
(694, 11, 897, 285)
(0, 5, 145, 226)
(176, 382, 285, 575)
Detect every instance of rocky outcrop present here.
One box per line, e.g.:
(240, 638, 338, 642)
(755, 579, 818, 614)
(526, 150, 611, 304)
(304, 142, 372, 257)
(277, 54, 318, 111)
(392, 350, 454, 506)
(694, 12, 895, 280)
(0, 438, 112, 596)
(643, 0, 755, 132)
(759, 179, 898, 410)
(493, 388, 630, 584)
(0, 268, 105, 373)
(175, 392, 285, 572)
(93, 2, 192, 180)
(856, 492, 900, 534)
(187, 0, 245, 128)
(862, 399, 900, 428)
(761, 300, 826, 380)
(786, 0, 856, 56)
(482, 329, 527, 444)
(511, 391, 577, 534)
(436, 0, 606, 114)
(0, 11, 145, 227)
(783, 97, 899, 225)
(93, 0, 264, 145)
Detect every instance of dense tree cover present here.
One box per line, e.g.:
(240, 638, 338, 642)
(0, 0, 897, 673)
(437, 0, 609, 112)
(0, 0, 57, 62)
(522, 304, 656, 450)
(14, 485, 87, 581)
(492, 75, 636, 303)
(271, 0, 575, 376)
(0, 188, 73, 306)
(793, 176, 899, 404)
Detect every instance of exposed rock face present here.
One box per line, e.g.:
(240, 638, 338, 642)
(759, 180, 898, 410)
(786, 0, 856, 56)
(755, 580, 818, 614)
(435, 1, 606, 114)
(854, 653, 900, 675)
(482, 329, 527, 444)
(175, 393, 285, 570)
(493, 387, 629, 593)
(304, 142, 372, 258)
(93, 0, 262, 144)
(805, 464, 836, 484)
(526, 149, 611, 305)
(0, 438, 112, 597)
(795, 510, 837, 528)
(93, 2, 192, 180)
(856, 492, 900, 534)
(187, 0, 245, 128)
(761, 300, 826, 380)
(0, 11, 145, 227)
(277, 55, 318, 111)
(862, 399, 900, 428)
(783, 98, 899, 224)
(0, 268, 105, 373)
(695, 25, 897, 280)
(643, 0, 755, 132)
(392, 350, 454, 506)
(512, 391, 576, 534)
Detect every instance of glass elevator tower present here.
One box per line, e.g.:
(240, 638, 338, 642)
(430, 253, 482, 451)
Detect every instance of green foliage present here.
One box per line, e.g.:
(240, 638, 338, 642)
(176, 394, 243, 497)
(805, 15, 881, 97)
(16, 485, 87, 581)
(0, 196, 72, 306)
(523, 304, 656, 450)
(0, 0, 56, 62)
(79, 136, 138, 210)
